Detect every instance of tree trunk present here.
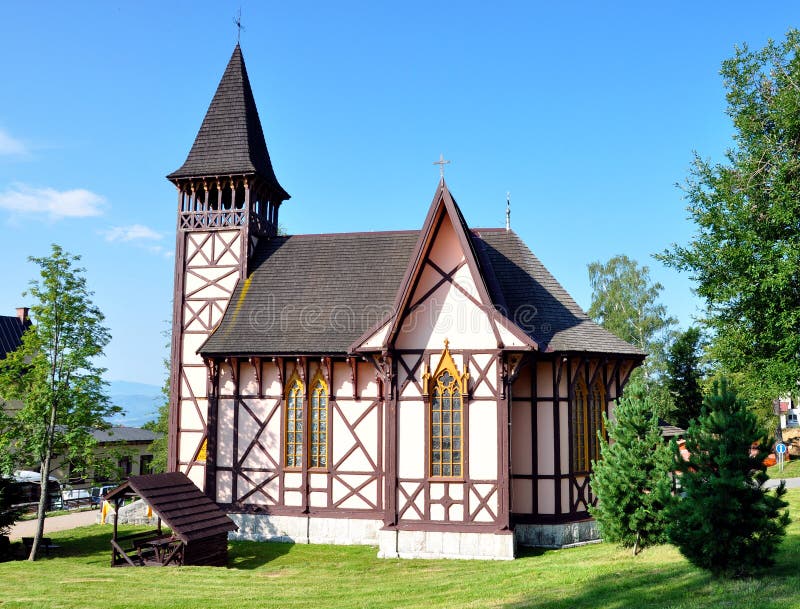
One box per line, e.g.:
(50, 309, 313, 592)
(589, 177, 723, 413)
(28, 402, 58, 561)
(632, 531, 641, 556)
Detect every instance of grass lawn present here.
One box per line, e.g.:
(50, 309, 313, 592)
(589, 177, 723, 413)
(1, 491, 799, 609)
(767, 457, 800, 479)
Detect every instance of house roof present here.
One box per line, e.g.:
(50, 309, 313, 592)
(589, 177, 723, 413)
(167, 45, 289, 201)
(92, 426, 160, 444)
(200, 222, 644, 358)
(104, 472, 237, 543)
(0, 315, 28, 360)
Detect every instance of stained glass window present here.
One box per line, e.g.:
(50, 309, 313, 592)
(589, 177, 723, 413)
(310, 379, 328, 468)
(285, 379, 304, 468)
(431, 370, 463, 478)
(572, 378, 606, 473)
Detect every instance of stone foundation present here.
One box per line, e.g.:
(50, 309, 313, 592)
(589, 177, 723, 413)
(228, 514, 599, 557)
(514, 519, 600, 549)
(229, 514, 383, 546)
(378, 529, 515, 560)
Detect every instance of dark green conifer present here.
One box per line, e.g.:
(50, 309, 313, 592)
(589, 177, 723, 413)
(667, 380, 789, 577)
(590, 381, 673, 555)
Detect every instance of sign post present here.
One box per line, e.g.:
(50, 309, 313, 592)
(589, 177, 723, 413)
(775, 442, 787, 472)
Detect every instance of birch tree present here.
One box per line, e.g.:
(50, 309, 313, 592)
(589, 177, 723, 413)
(0, 245, 117, 560)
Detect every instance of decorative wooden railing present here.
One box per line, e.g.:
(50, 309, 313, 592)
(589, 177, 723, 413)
(180, 210, 247, 230)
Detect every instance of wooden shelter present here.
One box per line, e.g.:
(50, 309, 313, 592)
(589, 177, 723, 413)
(106, 472, 237, 567)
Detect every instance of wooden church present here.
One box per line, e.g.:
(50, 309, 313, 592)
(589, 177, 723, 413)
(167, 45, 643, 559)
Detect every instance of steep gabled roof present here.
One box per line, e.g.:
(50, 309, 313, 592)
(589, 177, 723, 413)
(198, 229, 644, 358)
(0, 315, 28, 360)
(377, 179, 535, 351)
(167, 45, 289, 201)
(104, 472, 237, 544)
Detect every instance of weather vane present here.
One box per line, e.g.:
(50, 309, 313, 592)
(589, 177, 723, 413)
(234, 8, 245, 44)
(433, 154, 451, 178)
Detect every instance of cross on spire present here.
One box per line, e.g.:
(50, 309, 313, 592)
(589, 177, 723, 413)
(234, 8, 245, 44)
(433, 154, 451, 179)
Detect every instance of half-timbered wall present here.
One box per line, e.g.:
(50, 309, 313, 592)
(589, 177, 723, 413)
(390, 210, 509, 533)
(509, 355, 634, 523)
(212, 358, 384, 518)
(171, 228, 243, 488)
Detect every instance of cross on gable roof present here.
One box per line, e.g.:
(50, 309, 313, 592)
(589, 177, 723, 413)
(167, 44, 289, 202)
(377, 178, 536, 351)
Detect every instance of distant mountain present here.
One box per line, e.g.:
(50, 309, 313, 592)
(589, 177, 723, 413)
(107, 380, 163, 427)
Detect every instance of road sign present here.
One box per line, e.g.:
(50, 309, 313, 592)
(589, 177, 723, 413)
(776, 442, 787, 455)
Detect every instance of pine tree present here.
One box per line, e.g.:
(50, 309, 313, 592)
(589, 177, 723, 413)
(590, 381, 673, 555)
(666, 380, 789, 577)
(666, 326, 704, 429)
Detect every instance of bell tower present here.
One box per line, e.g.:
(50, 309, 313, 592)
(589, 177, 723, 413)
(167, 45, 290, 487)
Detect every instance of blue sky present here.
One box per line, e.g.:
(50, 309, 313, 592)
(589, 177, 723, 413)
(1, 2, 798, 386)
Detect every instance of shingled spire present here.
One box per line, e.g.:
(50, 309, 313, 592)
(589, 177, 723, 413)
(168, 44, 289, 202)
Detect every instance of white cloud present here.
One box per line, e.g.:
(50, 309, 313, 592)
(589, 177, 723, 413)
(0, 129, 28, 156)
(100, 223, 171, 257)
(0, 183, 106, 219)
(102, 224, 163, 243)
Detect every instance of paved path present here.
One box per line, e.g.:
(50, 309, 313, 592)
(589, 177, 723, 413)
(765, 477, 800, 489)
(7, 509, 99, 541)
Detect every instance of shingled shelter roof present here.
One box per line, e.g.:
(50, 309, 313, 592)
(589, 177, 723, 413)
(200, 227, 643, 358)
(104, 472, 237, 544)
(167, 45, 289, 201)
(0, 314, 28, 360)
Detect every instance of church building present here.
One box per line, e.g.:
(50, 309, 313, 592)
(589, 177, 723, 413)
(167, 45, 643, 560)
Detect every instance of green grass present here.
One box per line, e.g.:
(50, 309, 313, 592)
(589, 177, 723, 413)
(1, 491, 799, 609)
(767, 457, 800, 479)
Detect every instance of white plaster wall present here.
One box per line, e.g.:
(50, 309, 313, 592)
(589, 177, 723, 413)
(359, 321, 391, 350)
(512, 478, 533, 513)
(537, 479, 555, 514)
(217, 398, 235, 467)
(511, 366, 532, 398)
(398, 400, 425, 478)
(179, 399, 206, 429)
(240, 361, 259, 395)
(510, 403, 532, 475)
(536, 403, 554, 475)
(216, 471, 232, 503)
(468, 402, 497, 479)
(262, 361, 281, 396)
(536, 363, 553, 398)
(181, 333, 206, 366)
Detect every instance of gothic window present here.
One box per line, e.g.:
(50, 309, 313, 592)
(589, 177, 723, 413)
(572, 377, 607, 473)
(431, 371, 463, 477)
(309, 375, 328, 469)
(285, 377, 304, 468)
(427, 341, 467, 479)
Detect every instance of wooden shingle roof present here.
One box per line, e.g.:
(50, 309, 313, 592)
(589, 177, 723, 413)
(199, 226, 644, 358)
(0, 315, 27, 360)
(167, 45, 289, 201)
(105, 472, 237, 544)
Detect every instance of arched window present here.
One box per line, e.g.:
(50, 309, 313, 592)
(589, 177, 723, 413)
(427, 340, 468, 479)
(285, 377, 304, 468)
(309, 375, 328, 469)
(571, 377, 607, 473)
(590, 379, 606, 463)
(572, 380, 589, 473)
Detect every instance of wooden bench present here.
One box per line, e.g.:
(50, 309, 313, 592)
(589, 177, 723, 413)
(21, 536, 61, 556)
